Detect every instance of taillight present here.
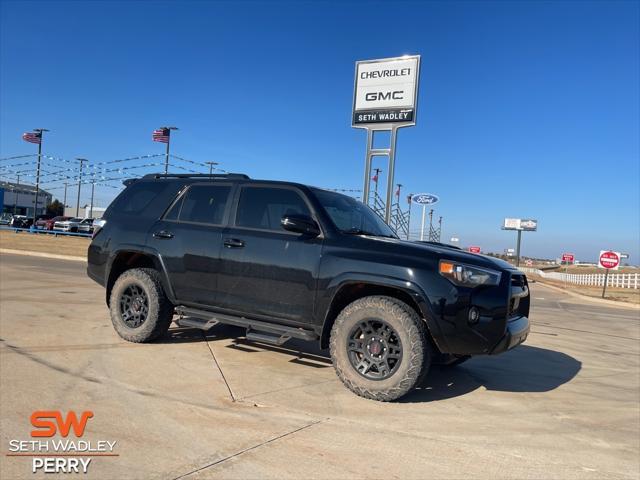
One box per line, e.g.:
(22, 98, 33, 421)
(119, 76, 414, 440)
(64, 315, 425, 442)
(92, 219, 107, 238)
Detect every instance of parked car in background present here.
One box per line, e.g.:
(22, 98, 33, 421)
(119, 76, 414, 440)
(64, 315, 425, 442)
(54, 217, 84, 232)
(36, 215, 70, 230)
(0, 213, 13, 226)
(9, 215, 33, 229)
(33, 214, 55, 229)
(77, 218, 95, 234)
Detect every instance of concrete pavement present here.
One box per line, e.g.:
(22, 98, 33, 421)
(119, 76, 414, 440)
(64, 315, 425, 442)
(1, 253, 638, 479)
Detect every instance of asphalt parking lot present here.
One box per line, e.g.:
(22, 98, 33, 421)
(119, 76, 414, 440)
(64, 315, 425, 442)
(1, 253, 639, 479)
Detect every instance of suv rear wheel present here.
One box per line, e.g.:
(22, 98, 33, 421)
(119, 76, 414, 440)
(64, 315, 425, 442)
(109, 268, 173, 342)
(329, 296, 430, 401)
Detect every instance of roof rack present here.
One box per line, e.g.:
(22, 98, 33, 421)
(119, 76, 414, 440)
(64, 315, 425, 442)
(142, 173, 250, 180)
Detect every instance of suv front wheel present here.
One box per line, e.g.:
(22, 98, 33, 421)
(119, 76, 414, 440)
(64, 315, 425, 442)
(109, 268, 173, 342)
(329, 296, 431, 401)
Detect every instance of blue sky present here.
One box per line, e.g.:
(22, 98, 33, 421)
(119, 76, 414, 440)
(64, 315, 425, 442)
(1, 0, 638, 262)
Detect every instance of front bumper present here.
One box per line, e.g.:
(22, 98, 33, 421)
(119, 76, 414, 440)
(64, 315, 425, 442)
(491, 315, 530, 354)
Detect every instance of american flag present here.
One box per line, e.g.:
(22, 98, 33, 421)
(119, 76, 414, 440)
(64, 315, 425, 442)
(152, 128, 170, 143)
(22, 132, 42, 144)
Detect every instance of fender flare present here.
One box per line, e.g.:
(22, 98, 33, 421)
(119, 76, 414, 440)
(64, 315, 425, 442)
(106, 245, 177, 305)
(320, 272, 447, 351)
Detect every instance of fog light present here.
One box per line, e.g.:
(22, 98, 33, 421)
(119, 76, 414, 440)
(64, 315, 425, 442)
(468, 307, 480, 325)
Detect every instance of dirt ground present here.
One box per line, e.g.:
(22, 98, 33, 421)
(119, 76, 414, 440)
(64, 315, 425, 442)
(533, 265, 638, 274)
(529, 275, 640, 305)
(0, 230, 89, 257)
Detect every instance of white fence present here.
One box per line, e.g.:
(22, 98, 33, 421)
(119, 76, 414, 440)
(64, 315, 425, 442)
(519, 267, 639, 290)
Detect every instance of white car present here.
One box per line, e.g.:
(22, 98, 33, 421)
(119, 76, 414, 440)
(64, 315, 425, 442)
(53, 217, 84, 232)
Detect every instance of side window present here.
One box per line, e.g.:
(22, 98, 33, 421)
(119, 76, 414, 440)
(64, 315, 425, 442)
(236, 187, 311, 231)
(178, 185, 231, 225)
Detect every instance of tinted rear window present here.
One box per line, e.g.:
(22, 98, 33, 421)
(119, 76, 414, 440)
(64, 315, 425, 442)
(108, 182, 167, 215)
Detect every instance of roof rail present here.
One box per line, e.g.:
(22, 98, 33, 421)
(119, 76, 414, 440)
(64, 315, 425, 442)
(142, 173, 250, 180)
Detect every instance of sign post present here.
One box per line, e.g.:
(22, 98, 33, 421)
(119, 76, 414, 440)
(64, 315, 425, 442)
(561, 253, 575, 286)
(598, 250, 621, 298)
(411, 193, 438, 241)
(353, 55, 420, 223)
(502, 218, 538, 267)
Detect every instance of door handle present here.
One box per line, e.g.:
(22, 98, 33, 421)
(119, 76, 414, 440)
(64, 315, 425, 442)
(224, 238, 245, 248)
(153, 230, 174, 239)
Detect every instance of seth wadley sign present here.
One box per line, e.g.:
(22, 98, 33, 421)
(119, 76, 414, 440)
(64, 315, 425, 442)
(353, 56, 420, 126)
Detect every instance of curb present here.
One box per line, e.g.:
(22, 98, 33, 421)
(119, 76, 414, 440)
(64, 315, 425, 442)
(534, 280, 640, 310)
(0, 248, 86, 263)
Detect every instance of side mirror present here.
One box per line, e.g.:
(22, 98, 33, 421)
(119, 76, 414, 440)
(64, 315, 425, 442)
(281, 214, 320, 236)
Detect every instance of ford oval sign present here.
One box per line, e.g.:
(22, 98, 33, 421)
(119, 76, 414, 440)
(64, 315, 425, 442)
(411, 193, 439, 205)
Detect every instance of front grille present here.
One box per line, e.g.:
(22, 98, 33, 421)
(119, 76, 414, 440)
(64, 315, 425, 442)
(509, 274, 529, 318)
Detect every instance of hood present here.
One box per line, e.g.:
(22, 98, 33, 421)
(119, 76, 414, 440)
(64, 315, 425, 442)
(361, 236, 519, 272)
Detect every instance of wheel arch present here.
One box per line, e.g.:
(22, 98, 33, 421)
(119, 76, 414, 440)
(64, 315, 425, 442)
(319, 276, 445, 352)
(106, 248, 175, 306)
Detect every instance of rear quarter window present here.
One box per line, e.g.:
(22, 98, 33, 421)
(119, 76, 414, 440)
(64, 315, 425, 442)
(106, 181, 170, 217)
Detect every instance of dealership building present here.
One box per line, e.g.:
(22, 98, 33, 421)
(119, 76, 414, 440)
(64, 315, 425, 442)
(0, 181, 52, 217)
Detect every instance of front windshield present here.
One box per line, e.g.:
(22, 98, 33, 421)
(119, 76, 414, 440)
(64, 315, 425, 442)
(312, 188, 397, 238)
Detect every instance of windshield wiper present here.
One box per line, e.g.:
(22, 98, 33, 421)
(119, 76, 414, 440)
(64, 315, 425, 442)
(342, 228, 397, 239)
(342, 228, 377, 236)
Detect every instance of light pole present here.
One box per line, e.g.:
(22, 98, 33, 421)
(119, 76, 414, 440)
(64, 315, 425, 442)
(89, 180, 96, 218)
(13, 174, 20, 215)
(205, 161, 219, 176)
(31, 128, 49, 223)
(406, 194, 413, 240)
(76, 158, 88, 217)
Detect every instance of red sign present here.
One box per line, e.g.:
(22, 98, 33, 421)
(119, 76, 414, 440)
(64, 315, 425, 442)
(562, 253, 574, 263)
(468, 246, 481, 254)
(599, 251, 620, 270)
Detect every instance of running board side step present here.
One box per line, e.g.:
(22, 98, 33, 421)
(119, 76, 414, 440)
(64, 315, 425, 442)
(174, 306, 318, 343)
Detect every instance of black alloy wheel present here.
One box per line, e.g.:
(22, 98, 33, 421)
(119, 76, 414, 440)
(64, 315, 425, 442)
(347, 319, 403, 380)
(119, 284, 149, 328)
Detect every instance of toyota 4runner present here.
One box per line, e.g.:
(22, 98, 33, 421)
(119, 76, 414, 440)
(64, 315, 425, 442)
(87, 173, 530, 401)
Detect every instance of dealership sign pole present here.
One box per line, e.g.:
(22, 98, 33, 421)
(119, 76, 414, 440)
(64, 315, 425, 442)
(411, 193, 438, 241)
(353, 55, 420, 223)
(598, 250, 621, 298)
(502, 218, 538, 267)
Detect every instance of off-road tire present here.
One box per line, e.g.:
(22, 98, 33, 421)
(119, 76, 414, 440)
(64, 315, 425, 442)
(109, 268, 173, 343)
(329, 296, 431, 401)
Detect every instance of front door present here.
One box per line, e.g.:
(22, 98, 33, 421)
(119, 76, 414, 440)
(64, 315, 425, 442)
(217, 185, 322, 325)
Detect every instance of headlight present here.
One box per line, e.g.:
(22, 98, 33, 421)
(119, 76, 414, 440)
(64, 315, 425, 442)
(439, 260, 501, 287)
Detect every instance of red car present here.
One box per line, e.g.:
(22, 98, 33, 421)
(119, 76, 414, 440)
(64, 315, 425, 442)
(36, 215, 70, 230)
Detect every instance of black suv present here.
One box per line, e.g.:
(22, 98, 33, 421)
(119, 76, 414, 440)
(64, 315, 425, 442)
(87, 174, 530, 401)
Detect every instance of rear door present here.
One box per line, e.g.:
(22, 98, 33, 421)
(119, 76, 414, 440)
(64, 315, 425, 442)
(216, 185, 323, 325)
(149, 182, 233, 306)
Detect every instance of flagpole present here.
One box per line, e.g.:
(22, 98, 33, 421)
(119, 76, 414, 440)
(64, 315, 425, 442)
(157, 126, 178, 175)
(165, 135, 170, 174)
(31, 128, 48, 226)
